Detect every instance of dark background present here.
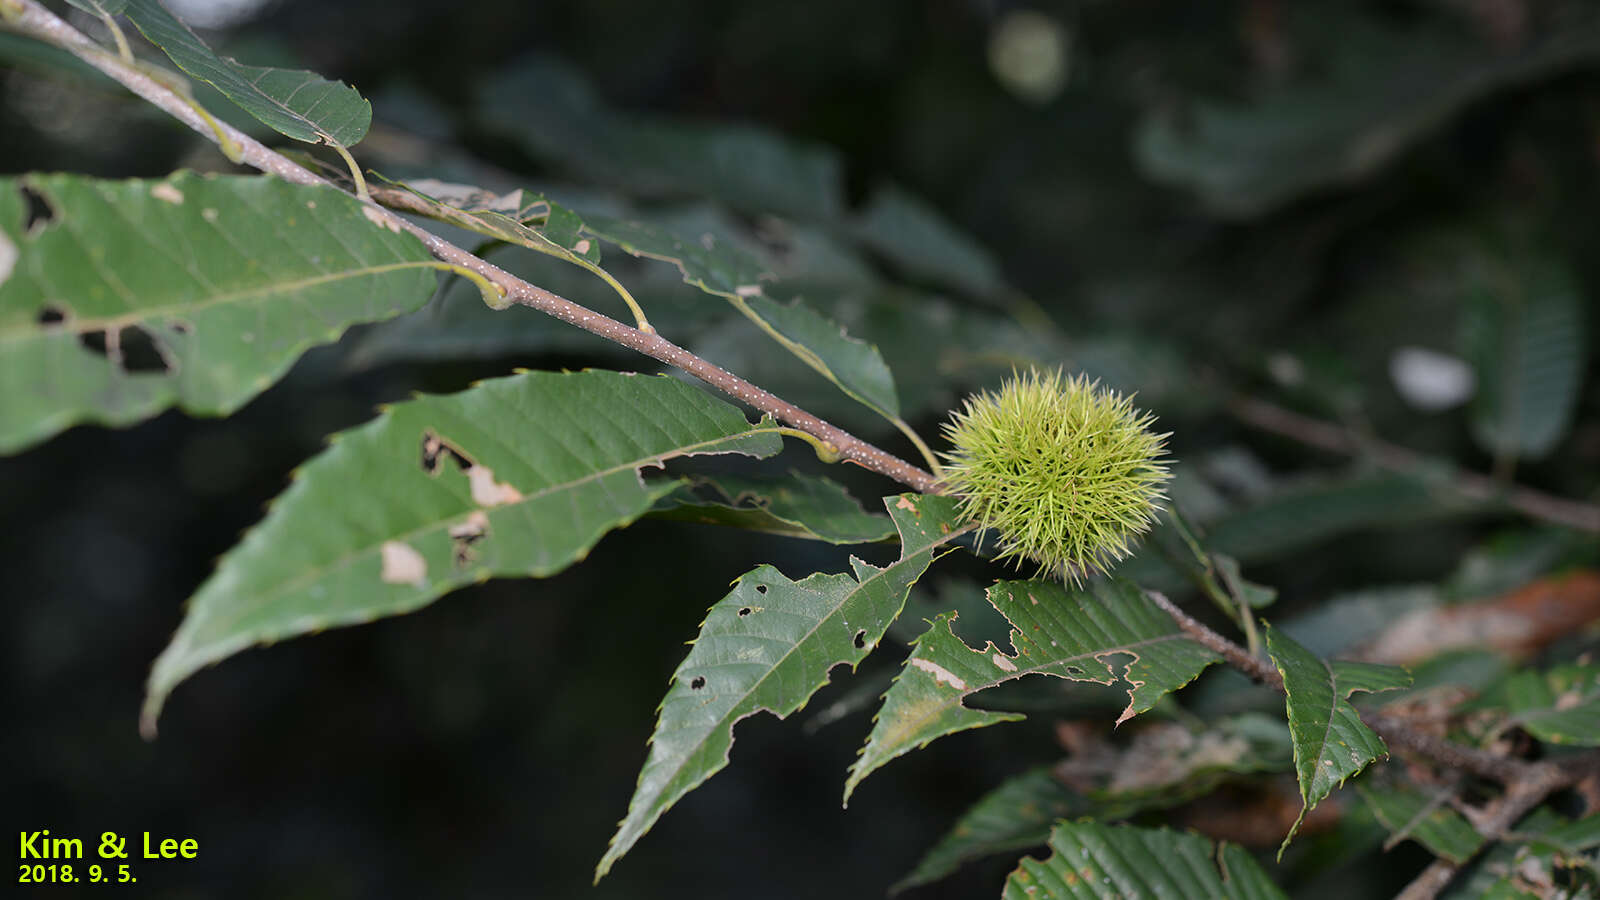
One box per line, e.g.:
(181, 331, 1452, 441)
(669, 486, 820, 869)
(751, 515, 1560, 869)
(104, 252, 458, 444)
(5, 1, 1600, 897)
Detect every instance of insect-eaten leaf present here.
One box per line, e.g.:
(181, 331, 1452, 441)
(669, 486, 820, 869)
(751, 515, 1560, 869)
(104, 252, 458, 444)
(142, 370, 783, 736)
(1266, 625, 1411, 854)
(0, 173, 435, 453)
(845, 579, 1221, 803)
(596, 494, 969, 881)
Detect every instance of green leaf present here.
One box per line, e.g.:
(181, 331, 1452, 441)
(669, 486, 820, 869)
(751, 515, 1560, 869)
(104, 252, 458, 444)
(852, 184, 1008, 301)
(894, 767, 1082, 893)
(1493, 663, 1600, 746)
(898, 713, 1292, 892)
(1357, 783, 1485, 864)
(1265, 626, 1410, 850)
(1004, 822, 1289, 900)
(123, 0, 372, 147)
(142, 370, 783, 733)
(582, 214, 905, 421)
(845, 579, 1221, 802)
(0, 172, 435, 453)
(476, 57, 843, 219)
(597, 493, 969, 880)
(1461, 252, 1587, 463)
(649, 471, 895, 544)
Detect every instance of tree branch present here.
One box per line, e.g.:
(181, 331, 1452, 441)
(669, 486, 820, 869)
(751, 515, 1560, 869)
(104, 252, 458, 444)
(4, 0, 941, 494)
(1228, 395, 1600, 533)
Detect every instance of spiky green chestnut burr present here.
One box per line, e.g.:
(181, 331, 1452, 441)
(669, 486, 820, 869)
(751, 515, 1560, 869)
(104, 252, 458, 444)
(940, 368, 1171, 583)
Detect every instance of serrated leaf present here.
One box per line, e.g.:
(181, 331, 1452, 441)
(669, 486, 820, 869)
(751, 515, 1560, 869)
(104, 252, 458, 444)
(374, 176, 605, 267)
(649, 471, 895, 544)
(1357, 783, 1485, 864)
(143, 370, 783, 733)
(596, 493, 969, 880)
(583, 214, 904, 420)
(1004, 821, 1289, 900)
(123, 0, 371, 147)
(1462, 252, 1587, 463)
(0, 172, 435, 453)
(845, 579, 1221, 802)
(894, 767, 1082, 893)
(476, 57, 843, 219)
(1265, 626, 1410, 850)
(1496, 663, 1600, 746)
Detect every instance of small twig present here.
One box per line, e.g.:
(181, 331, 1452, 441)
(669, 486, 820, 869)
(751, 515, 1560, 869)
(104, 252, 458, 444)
(1227, 395, 1600, 533)
(8, 0, 940, 495)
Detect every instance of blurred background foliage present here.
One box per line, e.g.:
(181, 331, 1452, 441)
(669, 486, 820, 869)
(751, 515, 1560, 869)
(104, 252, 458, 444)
(4, 0, 1599, 896)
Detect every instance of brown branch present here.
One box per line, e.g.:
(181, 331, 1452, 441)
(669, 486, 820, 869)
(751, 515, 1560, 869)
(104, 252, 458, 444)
(1227, 395, 1600, 533)
(4, 0, 940, 495)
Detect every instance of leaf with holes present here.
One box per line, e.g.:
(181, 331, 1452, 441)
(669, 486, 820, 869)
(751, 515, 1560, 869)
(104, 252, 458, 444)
(1357, 783, 1485, 864)
(582, 214, 904, 421)
(123, 0, 371, 147)
(597, 494, 969, 881)
(0, 172, 435, 453)
(1266, 625, 1410, 851)
(650, 471, 895, 544)
(1490, 663, 1600, 746)
(1005, 821, 1289, 900)
(143, 370, 783, 734)
(1461, 251, 1587, 463)
(845, 579, 1221, 803)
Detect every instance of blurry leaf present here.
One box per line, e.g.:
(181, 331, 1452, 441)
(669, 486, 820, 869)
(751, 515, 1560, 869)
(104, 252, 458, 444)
(1203, 472, 1462, 563)
(597, 494, 968, 880)
(649, 471, 895, 544)
(1443, 808, 1570, 899)
(477, 57, 842, 219)
(124, 0, 372, 147)
(1363, 572, 1600, 666)
(1265, 626, 1410, 850)
(894, 766, 1081, 893)
(845, 579, 1220, 802)
(1357, 782, 1485, 864)
(143, 371, 783, 733)
(853, 184, 1007, 301)
(1491, 663, 1600, 746)
(1215, 554, 1277, 609)
(1461, 251, 1587, 463)
(1135, 15, 1600, 217)
(1055, 714, 1294, 821)
(1004, 821, 1288, 900)
(0, 172, 434, 453)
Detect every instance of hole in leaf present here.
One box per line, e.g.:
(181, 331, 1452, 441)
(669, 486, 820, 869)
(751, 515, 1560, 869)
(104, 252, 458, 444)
(37, 305, 67, 326)
(737, 607, 752, 617)
(755, 584, 768, 595)
(690, 676, 706, 690)
(79, 324, 172, 374)
(19, 184, 56, 234)
(421, 429, 473, 476)
(853, 630, 867, 649)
